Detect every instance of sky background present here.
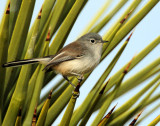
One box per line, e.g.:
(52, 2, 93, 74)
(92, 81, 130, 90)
(0, 0, 160, 125)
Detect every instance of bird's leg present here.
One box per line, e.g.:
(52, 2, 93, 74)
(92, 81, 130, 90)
(72, 83, 80, 99)
(63, 76, 76, 88)
(71, 74, 84, 98)
(77, 74, 84, 83)
(63, 75, 81, 98)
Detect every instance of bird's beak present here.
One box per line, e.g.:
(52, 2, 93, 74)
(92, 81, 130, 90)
(101, 40, 109, 43)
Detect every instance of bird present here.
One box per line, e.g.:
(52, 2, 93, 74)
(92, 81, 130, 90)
(2, 33, 108, 88)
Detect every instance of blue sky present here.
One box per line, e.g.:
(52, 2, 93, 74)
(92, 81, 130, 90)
(0, 0, 160, 125)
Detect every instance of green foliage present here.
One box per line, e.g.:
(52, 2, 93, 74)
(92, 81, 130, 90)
(0, 0, 159, 126)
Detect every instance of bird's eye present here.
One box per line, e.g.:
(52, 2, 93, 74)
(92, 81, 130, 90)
(90, 39, 95, 43)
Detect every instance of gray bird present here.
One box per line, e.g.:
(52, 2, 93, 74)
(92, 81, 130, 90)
(2, 33, 108, 87)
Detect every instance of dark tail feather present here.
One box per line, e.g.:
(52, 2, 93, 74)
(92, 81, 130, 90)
(2, 59, 39, 68)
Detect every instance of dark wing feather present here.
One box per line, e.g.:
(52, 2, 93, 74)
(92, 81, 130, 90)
(43, 41, 86, 70)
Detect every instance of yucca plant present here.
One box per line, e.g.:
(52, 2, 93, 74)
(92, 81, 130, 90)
(0, 0, 159, 126)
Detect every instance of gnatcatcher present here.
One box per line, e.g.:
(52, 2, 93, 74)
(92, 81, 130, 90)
(3, 33, 108, 87)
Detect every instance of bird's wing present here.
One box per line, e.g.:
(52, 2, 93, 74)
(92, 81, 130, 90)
(43, 42, 85, 70)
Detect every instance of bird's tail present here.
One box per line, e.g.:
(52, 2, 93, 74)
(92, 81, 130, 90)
(2, 57, 51, 68)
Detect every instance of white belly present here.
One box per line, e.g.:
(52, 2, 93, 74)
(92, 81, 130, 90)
(53, 54, 101, 76)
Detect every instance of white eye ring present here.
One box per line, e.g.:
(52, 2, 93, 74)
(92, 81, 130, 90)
(90, 39, 95, 43)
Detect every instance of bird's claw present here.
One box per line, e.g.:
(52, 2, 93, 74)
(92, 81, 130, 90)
(72, 91, 80, 99)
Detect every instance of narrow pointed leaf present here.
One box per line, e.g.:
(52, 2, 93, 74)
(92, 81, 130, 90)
(103, 36, 160, 95)
(95, 64, 160, 112)
(136, 103, 160, 125)
(0, 2, 10, 124)
(129, 110, 143, 126)
(147, 115, 160, 126)
(79, 79, 110, 126)
(102, 10, 134, 57)
(114, 58, 160, 99)
(4, 8, 42, 101)
(23, 33, 49, 126)
(37, 80, 69, 115)
(15, 108, 22, 126)
(0, 1, 10, 73)
(90, 0, 127, 33)
(3, 0, 36, 100)
(32, 107, 37, 126)
(108, 74, 160, 122)
(91, 59, 132, 125)
(104, 0, 142, 40)
(9, 0, 22, 41)
(97, 57, 160, 107)
(22, 0, 56, 58)
(36, 90, 52, 126)
(45, 85, 74, 125)
(2, 1, 36, 125)
(59, 84, 80, 126)
(108, 81, 160, 125)
(49, 0, 87, 55)
(23, 67, 45, 126)
(81, 0, 112, 35)
(23, 65, 41, 115)
(34, 0, 68, 57)
(102, 0, 159, 58)
(144, 94, 160, 107)
(39, 78, 65, 104)
(98, 104, 117, 126)
(57, 0, 76, 30)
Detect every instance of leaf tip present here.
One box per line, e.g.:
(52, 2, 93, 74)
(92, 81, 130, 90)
(48, 89, 53, 99)
(46, 28, 51, 41)
(126, 28, 136, 42)
(38, 7, 42, 19)
(17, 107, 22, 116)
(32, 106, 37, 125)
(129, 110, 143, 126)
(102, 103, 118, 121)
(123, 56, 134, 74)
(106, 103, 117, 118)
(6, 2, 10, 14)
(99, 78, 110, 94)
(120, 8, 134, 24)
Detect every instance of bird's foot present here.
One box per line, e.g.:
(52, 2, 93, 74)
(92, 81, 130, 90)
(63, 76, 76, 88)
(77, 75, 84, 83)
(72, 83, 81, 99)
(72, 91, 80, 99)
